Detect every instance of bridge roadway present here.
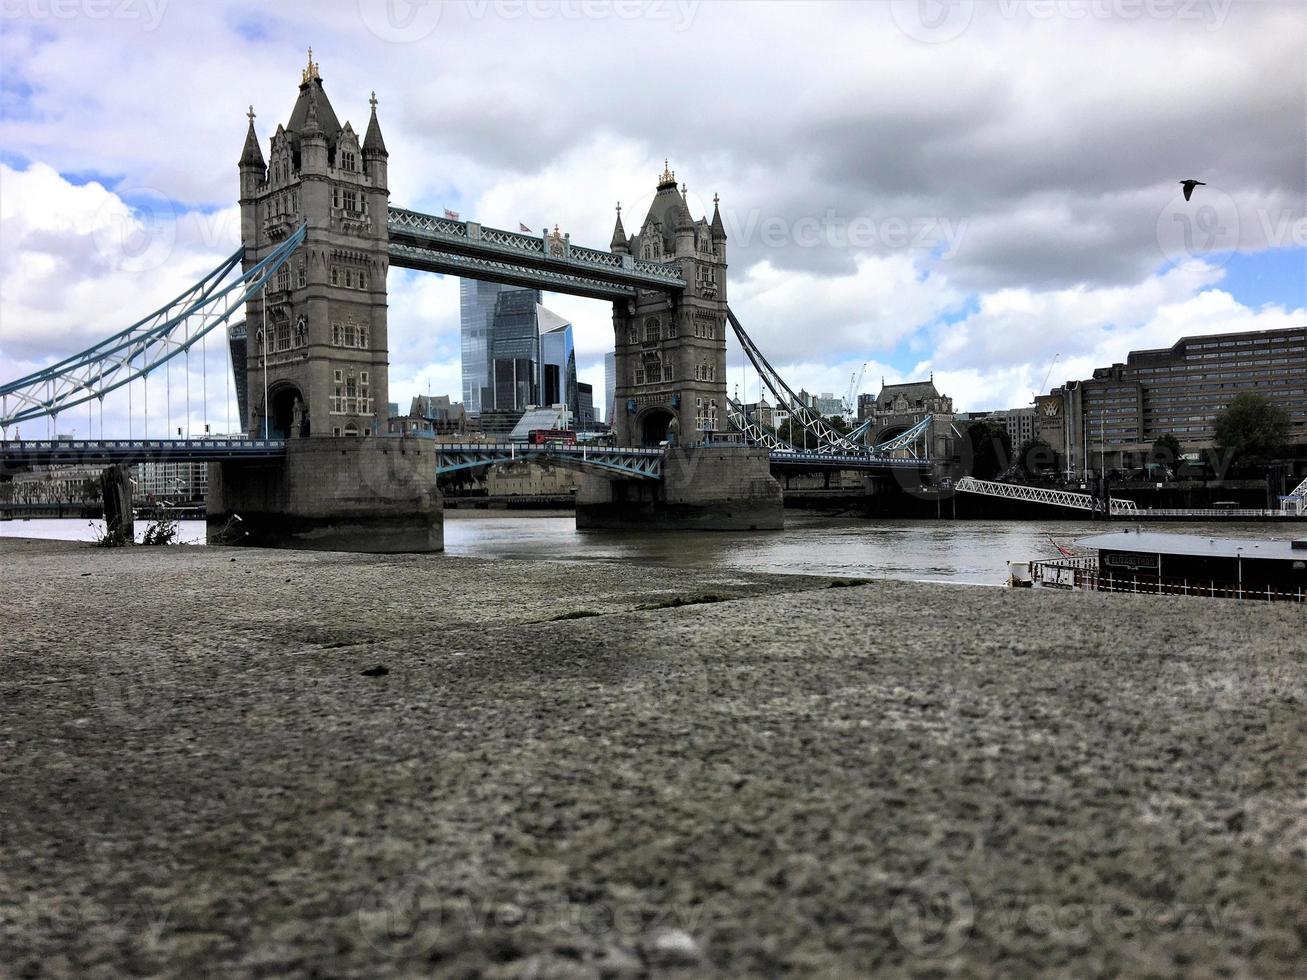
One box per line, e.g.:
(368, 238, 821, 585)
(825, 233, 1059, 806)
(1, 439, 934, 480)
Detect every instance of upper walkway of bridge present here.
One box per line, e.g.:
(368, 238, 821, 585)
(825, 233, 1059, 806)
(388, 208, 686, 301)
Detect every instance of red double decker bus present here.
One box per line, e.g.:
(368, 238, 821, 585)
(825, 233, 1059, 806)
(527, 429, 576, 446)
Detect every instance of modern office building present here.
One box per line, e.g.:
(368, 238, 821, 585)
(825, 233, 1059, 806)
(488, 289, 543, 412)
(460, 279, 540, 415)
(135, 460, 209, 502)
(576, 382, 596, 430)
(1038, 326, 1307, 475)
(961, 407, 1037, 450)
(228, 322, 250, 432)
(537, 306, 578, 415)
(459, 279, 579, 420)
(810, 392, 844, 417)
(604, 351, 616, 424)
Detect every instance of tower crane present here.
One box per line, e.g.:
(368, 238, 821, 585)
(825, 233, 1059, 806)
(1034, 353, 1060, 402)
(845, 361, 867, 417)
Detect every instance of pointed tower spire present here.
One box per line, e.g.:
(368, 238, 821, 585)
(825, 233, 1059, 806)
(363, 90, 388, 157)
(710, 191, 726, 242)
(239, 105, 265, 169)
(610, 201, 628, 253)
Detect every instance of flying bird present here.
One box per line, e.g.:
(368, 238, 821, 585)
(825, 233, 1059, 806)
(1180, 179, 1206, 201)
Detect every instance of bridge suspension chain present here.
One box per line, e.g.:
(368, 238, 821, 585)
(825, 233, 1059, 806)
(0, 224, 307, 434)
(726, 397, 798, 453)
(725, 307, 865, 454)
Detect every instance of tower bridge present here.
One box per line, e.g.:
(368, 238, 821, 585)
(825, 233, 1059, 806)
(0, 52, 937, 551)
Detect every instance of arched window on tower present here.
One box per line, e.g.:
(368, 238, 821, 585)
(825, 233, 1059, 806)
(644, 317, 661, 343)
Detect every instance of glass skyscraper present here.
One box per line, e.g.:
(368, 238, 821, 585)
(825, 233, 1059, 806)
(538, 305, 577, 414)
(460, 279, 541, 415)
(459, 279, 578, 420)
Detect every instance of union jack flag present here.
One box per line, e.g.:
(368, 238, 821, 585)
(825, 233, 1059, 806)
(519, 223, 532, 233)
(1049, 537, 1077, 558)
(443, 208, 460, 220)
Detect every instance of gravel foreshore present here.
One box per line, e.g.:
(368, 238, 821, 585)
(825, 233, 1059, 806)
(1, 536, 1305, 978)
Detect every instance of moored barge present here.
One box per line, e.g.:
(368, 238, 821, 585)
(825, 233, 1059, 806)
(1014, 531, 1307, 603)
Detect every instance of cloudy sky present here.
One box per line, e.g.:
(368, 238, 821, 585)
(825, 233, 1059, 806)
(1, 0, 1304, 436)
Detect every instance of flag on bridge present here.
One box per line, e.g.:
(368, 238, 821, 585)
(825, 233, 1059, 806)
(443, 208, 460, 220)
(519, 223, 532, 233)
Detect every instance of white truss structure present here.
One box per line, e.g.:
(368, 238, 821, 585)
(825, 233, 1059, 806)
(954, 476, 1140, 515)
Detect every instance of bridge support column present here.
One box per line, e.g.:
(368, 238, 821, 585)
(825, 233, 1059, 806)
(576, 445, 783, 531)
(206, 438, 442, 552)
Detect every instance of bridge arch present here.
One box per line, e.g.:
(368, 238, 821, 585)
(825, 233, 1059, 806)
(872, 424, 909, 447)
(638, 407, 675, 448)
(268, 382, 305, 439)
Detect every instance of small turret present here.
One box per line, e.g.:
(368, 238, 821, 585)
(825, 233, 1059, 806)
(710, 192, 726, 243)
(362, 91, 389, 190)
(610, 202, 628, 253)
(240, 105, 265, 170)
(363, 91, 388, 157)
(239, 106, 266, 200)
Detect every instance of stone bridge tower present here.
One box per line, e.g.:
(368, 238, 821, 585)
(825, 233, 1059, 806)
(238, 51, 390, 439)
(609, 163, 728, 447)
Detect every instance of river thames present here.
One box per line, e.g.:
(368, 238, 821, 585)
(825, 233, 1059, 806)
(0, 512, 1295, 586)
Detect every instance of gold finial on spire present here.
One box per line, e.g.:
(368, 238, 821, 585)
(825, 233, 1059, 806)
(659, 159, 675, 185)
(369, 90, 378, 111)
(247, 105, 256, 124)
(713, 192, 720, 207)
(615, 201, 621, 215)
(301, 46, 320, 84)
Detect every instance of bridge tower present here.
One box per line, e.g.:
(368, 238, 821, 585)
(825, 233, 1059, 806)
(579, 165, 783, 531)
(608, 163, 728, 448)
(237, 50, 390, 440)
(211, 53, 440, 553)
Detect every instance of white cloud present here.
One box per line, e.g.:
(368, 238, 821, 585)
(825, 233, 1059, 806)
(1, 3, 1303, 437)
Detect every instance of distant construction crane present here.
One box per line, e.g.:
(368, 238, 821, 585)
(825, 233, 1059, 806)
(845, 361, 867, 416)
(1034, 353, 1060, 402)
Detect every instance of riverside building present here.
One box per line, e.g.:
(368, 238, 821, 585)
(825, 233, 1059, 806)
(1037, 326, 1307, 476)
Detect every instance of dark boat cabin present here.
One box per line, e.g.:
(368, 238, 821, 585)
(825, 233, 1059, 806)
(1076, 532, 1307, 590)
